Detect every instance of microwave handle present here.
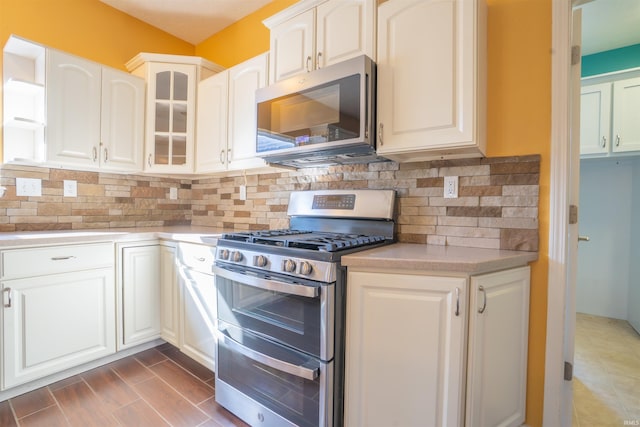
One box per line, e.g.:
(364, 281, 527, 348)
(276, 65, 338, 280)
(218, 332, 319, 380)
(212, 265, 319, 298)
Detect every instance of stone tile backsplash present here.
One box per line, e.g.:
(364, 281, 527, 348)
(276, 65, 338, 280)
(0, 154, 540, 251)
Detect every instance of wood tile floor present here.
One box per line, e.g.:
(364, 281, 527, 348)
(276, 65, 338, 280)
(573, 313, 640, 427)
(0, 343, 249, 427)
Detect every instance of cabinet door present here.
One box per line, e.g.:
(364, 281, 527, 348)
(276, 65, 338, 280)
(160, 243, 180, 346)
(179, 268, 217, 370)
(269, 9, 315, 84)
(101, 68, 145, 172)
(345, 271, 467, 427)
(195, 71, 228, 173)
(145, 63, 196, 173)
(612, 77, 640, 153)
(316, 0, 375, 68)
(2, 268, 116, 389)
(580, 83, 611, 155)
(466, 267, 530, 427)
(121, 245, 161, 349)
(46, 49, 101, 167)
(227, 53, 268, 171)
(377, 0, 483, 159)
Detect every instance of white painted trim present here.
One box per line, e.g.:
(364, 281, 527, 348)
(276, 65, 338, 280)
(262, 0, 327, 29)
(544, 1, 572, 426)
(125, 52, 225, 73)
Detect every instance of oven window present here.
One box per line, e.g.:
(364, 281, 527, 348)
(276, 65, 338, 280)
(217, 273, 328, 359)
(217, 330, 324, 427)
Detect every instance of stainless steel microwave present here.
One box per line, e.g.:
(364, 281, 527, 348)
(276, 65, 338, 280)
(256, 55, 386, 168)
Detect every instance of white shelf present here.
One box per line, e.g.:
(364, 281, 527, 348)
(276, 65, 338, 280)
(4, 78, 44, 95)
(4, 117, 45, 129)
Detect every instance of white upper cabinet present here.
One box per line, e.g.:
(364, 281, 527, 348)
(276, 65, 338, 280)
(580, 82, 611, 155)
(196, 53, 268, 173)
(127, 53, 223, 174)
(46, 50, 144, 171)
(264, 0, 375, 84)
(612, 76, 640, 153)
(376, 0, 487, 162)
(580, 75, 640, 157)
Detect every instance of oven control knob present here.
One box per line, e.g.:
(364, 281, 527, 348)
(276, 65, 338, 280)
(282, 259, 297, 272)
(300, 261, 313, 275)
(254, 255, 268, 267)
(219, 249, 230, 260)
(231, 251, 243, 262)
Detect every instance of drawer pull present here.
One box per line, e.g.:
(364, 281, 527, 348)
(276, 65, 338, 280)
(51, 256, 76, 261)
(3, 288, 11, 308)
(194, 256, 206, 262)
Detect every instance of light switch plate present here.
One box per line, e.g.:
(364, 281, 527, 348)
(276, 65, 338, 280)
(63, 180, 77, 197)
(16, 177, 42, 197)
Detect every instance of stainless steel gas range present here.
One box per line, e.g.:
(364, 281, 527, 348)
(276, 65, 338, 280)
(212, 189, 396, 427)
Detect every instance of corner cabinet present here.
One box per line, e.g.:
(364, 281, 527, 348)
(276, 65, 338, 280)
(376, 0, 487, 161)
(46, 50, 145, 172)
(196, 53, 268, 173)
(264, 0, 376, 84)
(127, 53, 224, 174)
(345, 266, 530, 427)
(580, 76, 640, 157)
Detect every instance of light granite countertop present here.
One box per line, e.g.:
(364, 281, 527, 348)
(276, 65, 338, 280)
(342, 243, 538, 275)
(0, 226, 228, 248)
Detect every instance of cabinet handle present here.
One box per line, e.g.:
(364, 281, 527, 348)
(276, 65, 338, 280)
(455, 287, 460, 317)
(601, 136, 606, 148)
(578, 235, 590, 242)
(478, 285, 487, 314)
(51, 256, 76, 261)
(194, 256, 206, 262)
(316, 52, 322, 69)
(92, 146, 98, 162)
(3, 288, 11, 308)
(220, 150, 226, 164)
(306, 56, 312, 72)
(616, 134, 621, 146)
(148, 154, 153, 167)
(378, 123, 384, 146)
(227, 149, 231, 164)
(103, 147, 108, 163)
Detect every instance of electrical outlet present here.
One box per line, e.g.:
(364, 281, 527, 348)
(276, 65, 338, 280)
(16, 177, 42, 197)
(63, 180, 77, 197)
(239, 185, 247, 201)
(169, 187, 178, 200)
(444, 176, 458, 199)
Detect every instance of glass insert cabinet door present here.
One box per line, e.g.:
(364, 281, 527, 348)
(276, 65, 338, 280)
(147, 63, 196, 169)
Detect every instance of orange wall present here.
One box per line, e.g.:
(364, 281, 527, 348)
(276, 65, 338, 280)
(195, 0, 298, 68)
(485, 1, 550, 425)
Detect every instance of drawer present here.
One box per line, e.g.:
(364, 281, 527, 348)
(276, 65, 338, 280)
(177, 242, 215, 274)
(1, 243, 114, 280)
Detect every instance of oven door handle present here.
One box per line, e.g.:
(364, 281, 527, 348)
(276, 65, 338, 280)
(212, 265, 319, 298)
(218, 332, 320, 381)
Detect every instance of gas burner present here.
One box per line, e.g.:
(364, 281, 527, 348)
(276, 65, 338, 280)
(220, 230, 387, 253)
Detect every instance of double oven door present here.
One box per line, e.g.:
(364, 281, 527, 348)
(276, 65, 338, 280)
(212, 262, 336, 427)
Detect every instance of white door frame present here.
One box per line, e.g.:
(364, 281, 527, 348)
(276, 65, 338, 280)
(545, 0, 574, 425)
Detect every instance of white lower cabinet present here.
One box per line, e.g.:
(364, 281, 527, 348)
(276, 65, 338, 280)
(159, 242, 180, 346)
(345, 266, 530, 427)
(118, 242, 161, 349)
(177, 242, 217, 371)
(1, 243, 116, 390)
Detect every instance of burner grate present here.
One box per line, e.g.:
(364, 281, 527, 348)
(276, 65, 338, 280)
(220, 230, 387, 252)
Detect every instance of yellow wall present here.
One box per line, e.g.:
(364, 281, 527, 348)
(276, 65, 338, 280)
(195, 0, 298, 68)
(485, 1, 550, 425)
(1, 0, 551, 424)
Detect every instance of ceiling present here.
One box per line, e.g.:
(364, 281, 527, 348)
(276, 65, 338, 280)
(577, 0, 640, 55)
(99, 0, 272, 45)
(99, 0, 640, 53)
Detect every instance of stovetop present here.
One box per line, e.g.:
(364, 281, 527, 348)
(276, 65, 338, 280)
(219, 229, 387, 253)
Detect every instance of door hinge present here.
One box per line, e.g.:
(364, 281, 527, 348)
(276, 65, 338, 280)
(571, 45, 581, 66)
(569, 205, 578, 225)
(564, 361, 573, 381)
